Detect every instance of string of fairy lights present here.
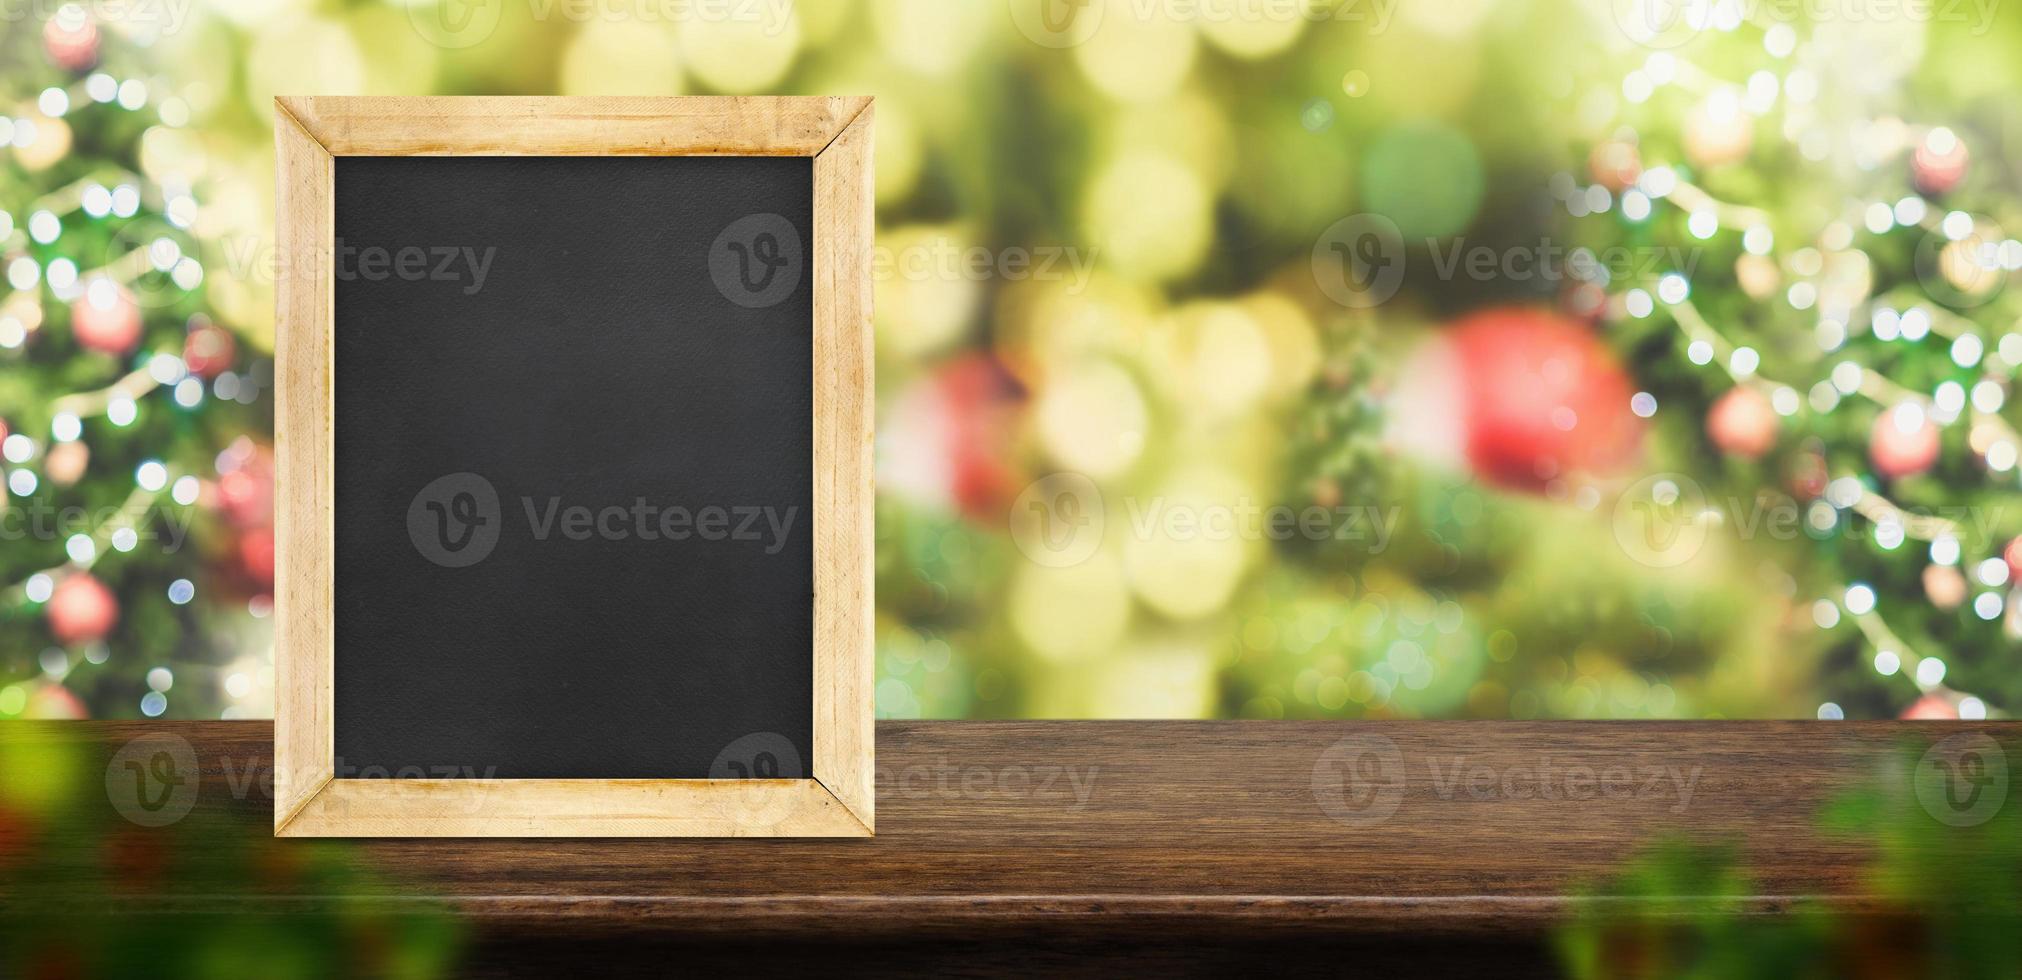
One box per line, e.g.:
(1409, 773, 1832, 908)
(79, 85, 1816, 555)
(1561, 13, 2018, 719)
(0, 12, 274, 720)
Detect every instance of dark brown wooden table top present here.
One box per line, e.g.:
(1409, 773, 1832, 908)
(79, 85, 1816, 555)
(5, 720, 2005, 940)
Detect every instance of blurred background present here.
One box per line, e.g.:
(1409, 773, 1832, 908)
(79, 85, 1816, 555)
(2, 0, 2020, 723)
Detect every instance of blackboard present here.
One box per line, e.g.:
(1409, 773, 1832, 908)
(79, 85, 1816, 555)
(273, 96, 874, 837)
(332, 155, 814, 779)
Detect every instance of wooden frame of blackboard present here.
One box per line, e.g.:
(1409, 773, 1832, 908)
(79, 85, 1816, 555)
(271, 96, 874, 837)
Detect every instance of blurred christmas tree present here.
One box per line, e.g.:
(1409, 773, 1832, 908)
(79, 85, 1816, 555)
(1557, 14, 2022, 720)
(1, 6, 273, 720)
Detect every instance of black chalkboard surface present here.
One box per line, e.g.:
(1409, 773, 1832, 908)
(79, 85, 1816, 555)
(330, 156, 814, 780)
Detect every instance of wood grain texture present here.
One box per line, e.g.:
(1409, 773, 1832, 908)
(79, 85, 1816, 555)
(24, 721, 2013, 937)
(272, 103, 335, 833)
(810, 104, 875, 834)
(276, 96, 869, 157)
(283, 778, 869, 838)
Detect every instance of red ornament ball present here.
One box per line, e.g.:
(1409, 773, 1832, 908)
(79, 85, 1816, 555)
(1390, 307, 1642, 492)
(214, 440, 275, 528)
(240, 527, 275, 585)
(1684, 98, 1753, 169)
(1869, 403, 1940, 479)
(41, 10, 98, 71)
(47, 573, 118, 646)
(1901, 694, 1958, 720)
(45, 440, 88, 486)
(1587, 140, 1642, 192)
(72, 282, 141, 355)
(1707, 386, 1779, 459)
(1924, 563, 1967, 610)
(1913, 127, 1969, 196)
(22, 683, 88, 720)
(881, 353, 1026, 522)
(2003, 536, 2022, 584)
(182, 324, 237, 378)
(1785, 443, 1829, 500)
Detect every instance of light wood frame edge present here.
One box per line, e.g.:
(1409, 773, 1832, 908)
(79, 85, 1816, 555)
(273, 96, 874, 838)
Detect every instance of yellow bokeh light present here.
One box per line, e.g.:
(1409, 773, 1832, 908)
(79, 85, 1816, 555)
(1242, 291, 1321, 400)
(1187, 303, 1273, 417)
(1074, 0, 1196, 104)
(1082, 150, 1211, 282)
(1093, 639, 1217, 717)
(993, 273, 1158, 387)
(872, 98, 922, 204)
(677, 10, 802, 94)
(347, 6, 439, 95)
(561, 19, 684, 95)
(1358, 24, 1481, 116)
(1401, 0, 1498, 36)
(244, 16, 367, 119)
(1195, 0, 1307, 59)
(13, 115, 72, 172)
(1112, 91, 1234, 191)
(1011, 549, 1133, 662)
(1122, 466, 1254, 620)
(874, 225, 982, 359)
(1035, 360, 1149, 479)
(872, 0, 990, 76)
